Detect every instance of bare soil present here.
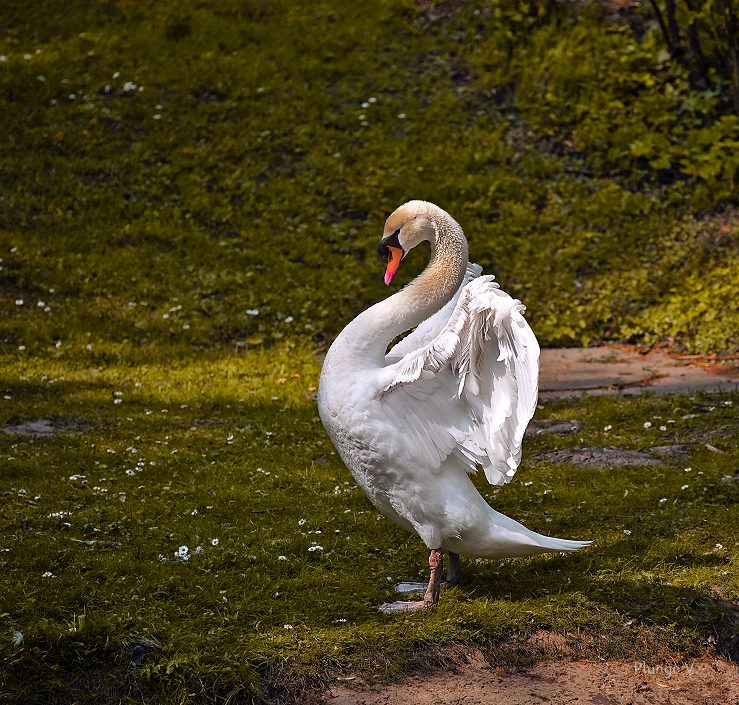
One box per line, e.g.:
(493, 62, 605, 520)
(539, 346, 738, 398)
(325, 651, 739, 705)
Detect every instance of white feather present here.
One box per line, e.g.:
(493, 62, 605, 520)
(380, 274, 539, 485)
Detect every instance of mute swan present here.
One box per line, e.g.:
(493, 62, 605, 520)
(318, 201, 589, 612)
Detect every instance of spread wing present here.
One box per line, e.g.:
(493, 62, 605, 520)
(376, 275, 540, 485)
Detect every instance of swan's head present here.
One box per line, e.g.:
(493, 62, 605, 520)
(379, 200, 442, 285)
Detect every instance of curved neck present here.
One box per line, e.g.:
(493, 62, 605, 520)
(338, 213, 469, 365)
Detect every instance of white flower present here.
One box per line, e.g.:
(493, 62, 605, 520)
(12, 630, 22, 646)
(283, 624, 293, 630)
(659, 425, 667, 431)
(175, 545, 190, 560)
(623, 529, 632, 535)
(277, 555, 287, 561)
(307, 545, 323, 552)
(643, 422, 652, 429)
(298, 518, 306, 526)
(211, 538, 219, 546)
(681, 484, 689, 490)
(123, 81, 137, 91)
(42, 571, 54, 578)
(245, 308, 260, 316)
(659, 497, 668, 505)
(603, 424, 612, 431)
(715, 543, 723, 550)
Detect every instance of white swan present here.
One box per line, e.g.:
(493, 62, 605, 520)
(318, 201, 589, 611)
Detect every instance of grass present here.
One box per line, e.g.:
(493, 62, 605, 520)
(0, 1, 736, 359)
(0, 0, 737, 702)
(1, 354, 737, 703)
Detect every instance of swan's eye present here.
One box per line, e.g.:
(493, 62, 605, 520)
(379, 228, 402, 259)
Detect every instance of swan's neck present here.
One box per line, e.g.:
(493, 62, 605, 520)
(339, 214, 469, 365)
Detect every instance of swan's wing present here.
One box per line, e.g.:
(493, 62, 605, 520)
(385, 262, 482, 361)
(377, 275, 539, 485)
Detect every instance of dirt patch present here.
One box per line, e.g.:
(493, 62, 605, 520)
(325, 653, 739, 705)
(536, 446, 682, 467)
(1, 418, 84, 437)
(525, 419, 582, 437)
(540, 346, 738, 398)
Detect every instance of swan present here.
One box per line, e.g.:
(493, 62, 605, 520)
(318, 201, 590, 612)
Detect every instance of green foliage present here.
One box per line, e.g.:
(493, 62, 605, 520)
(0, 0, 736, 356)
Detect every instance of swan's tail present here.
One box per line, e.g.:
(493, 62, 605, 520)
(531, 534, 592, 552)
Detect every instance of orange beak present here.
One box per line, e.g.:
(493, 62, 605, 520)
(384, 246, 403, 285)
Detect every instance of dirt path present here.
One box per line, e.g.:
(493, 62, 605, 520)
(325, 652, 739, 705)
(539, 346, 737, 398)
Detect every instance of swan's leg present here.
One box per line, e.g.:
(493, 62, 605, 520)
(378, 548, 444, 613)
(446, 551, 462, 586)
(423, 548, 443, 605)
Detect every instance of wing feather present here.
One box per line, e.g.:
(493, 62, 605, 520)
(377, 272, 539, 485)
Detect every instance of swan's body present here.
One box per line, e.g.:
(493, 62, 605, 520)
(318, 201, 589, 609)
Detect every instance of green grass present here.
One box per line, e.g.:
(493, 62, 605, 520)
(1, 352, 737, 703)
(0, 1, 737, 702)
(0, 1, 736, 359)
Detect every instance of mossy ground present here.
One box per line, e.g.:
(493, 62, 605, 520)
(1, 357, 737, 703)
(1, 1, 737, 703)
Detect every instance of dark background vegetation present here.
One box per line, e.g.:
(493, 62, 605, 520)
(0, 1, 737, 703)
(0, 0, 737, 359)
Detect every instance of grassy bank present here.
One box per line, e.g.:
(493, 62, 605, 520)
(0, 1, 736, 357)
